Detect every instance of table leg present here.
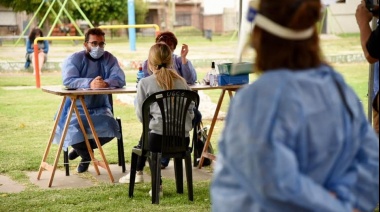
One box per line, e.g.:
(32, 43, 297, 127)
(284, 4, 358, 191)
(42, 97, 76, 187)
(198, 89, 226, 168)
(79, 96, 114, 183)
(72, 98, 100, 175)
(37, 96, 67, 181)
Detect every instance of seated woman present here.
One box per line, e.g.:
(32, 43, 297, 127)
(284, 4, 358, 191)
(25, 27, 49, 75)
(133, 42, 195, 197)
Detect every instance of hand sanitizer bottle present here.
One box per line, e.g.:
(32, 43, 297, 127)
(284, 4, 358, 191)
(136, 64, 144, 87)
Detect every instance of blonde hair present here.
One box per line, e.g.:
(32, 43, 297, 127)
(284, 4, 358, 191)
(148, 43, 186, 90)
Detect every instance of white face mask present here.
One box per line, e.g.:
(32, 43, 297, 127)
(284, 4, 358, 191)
(89, 46, 104, 59)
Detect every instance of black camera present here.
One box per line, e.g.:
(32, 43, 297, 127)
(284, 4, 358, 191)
(365, 0, 379, 16)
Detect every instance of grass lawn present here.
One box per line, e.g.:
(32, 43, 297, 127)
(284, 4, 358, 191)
(0, 33, 377, 211)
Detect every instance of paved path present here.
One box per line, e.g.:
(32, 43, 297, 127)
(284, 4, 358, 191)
(0, 162, 213, 192)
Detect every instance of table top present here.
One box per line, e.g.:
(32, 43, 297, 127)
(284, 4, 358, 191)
(41, 84, 244, 96)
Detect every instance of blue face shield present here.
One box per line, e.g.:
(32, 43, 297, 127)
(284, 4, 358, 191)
(89, 46, 105, 59)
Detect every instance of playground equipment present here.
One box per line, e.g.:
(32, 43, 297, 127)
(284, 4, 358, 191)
(33, 36, 84, 88)
(15, 0, 93, 46)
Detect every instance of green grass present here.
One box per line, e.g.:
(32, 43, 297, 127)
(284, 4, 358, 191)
(0, 33, 376, 211)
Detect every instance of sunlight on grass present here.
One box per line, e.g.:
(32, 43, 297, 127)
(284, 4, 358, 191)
(0, 34, 377, 211)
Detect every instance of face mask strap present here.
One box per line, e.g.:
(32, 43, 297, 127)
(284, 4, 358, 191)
(247, 3, 314, 40)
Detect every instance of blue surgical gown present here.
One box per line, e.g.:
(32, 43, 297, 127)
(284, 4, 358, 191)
(211, 65, 379, 212)
(53, 50, 126, 150)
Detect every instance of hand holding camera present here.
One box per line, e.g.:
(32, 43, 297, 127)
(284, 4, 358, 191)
(356, 0, 378, 28)
(365, 0, 379, 16)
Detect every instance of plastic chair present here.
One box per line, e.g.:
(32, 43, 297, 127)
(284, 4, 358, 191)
(62, 94, 126, 176)
(128, 89, 200, 204)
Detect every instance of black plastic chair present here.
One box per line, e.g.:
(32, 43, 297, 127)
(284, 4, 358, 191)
(63, 94, 126, 176)
(128, 89, 200, 204)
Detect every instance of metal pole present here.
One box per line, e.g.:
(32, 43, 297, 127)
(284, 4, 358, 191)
(70, 0, 94, 28)
(128, 0, 137, 51)
(38, 0, 59, 29)
(367, 18, 377, 123)
(47, 0, 69, 36)
(57, 0, 84, 36)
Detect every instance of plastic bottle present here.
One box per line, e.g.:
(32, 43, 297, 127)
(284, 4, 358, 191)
(136, 64, 144, 87)
(209, 61, 218, 87)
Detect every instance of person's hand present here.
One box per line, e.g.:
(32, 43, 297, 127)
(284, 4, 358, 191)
(181, 44, 189, 64)
(355, 1, 373, 28)
(90, 76, 108, 88)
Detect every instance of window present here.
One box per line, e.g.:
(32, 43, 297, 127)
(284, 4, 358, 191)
(176, 13, 191, 26)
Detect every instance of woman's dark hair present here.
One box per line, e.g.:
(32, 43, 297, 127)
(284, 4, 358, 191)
(28, 28, 43, 42)
(155, 31, 178, 50)
(252, 0, 324, 71)
(85, 28, 105, 42)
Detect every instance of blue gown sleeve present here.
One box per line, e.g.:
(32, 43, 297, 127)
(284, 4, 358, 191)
(102, 54, 126, 88)
(173, 55, 197, 84)
(62, 53, 93, 88)
(142, 60, 151, 77)
(62, 52, 125, 88)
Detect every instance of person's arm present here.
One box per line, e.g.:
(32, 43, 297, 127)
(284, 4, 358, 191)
(102, 53, 126, 88)
(62, 52, 94, 88)
(26, 39, 33, 54)
(355, 3, 378, 64)
(174, 55, 197, 84)
(135, 79, 147, 123)
(42, 40, 49, 54)
(366, 25, 379, 60)
(142, 60, 151, 77)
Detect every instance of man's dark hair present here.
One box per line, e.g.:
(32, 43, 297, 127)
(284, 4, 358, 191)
(85, 28, 105, 42)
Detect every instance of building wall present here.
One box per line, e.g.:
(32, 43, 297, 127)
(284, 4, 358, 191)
(203, 15, 224, 34)
(326, 0, 362, 34)
(223, 8, 238, 32)
(0, 6, 31, 36)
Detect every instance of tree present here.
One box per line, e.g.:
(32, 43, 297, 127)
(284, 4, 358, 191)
(72, 0, 128, 26)
(0, 0, 148, 26)
(0, 0, 42, 14)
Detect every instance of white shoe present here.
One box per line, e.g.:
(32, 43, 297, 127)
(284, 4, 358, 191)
(149, 186, 163, 197)
(118, 171, 144, 184)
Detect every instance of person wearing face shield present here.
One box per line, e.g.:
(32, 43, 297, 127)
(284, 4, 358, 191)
(211, 0, 379, 212)
(52, 28, 126, 173)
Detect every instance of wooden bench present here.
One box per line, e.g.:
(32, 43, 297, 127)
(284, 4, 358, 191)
(0, 35, 28, 46)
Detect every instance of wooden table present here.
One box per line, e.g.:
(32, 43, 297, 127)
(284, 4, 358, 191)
(37, 84, 242, 186)
(37, 86, 136, 187)
(190, 85, 243, 168)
